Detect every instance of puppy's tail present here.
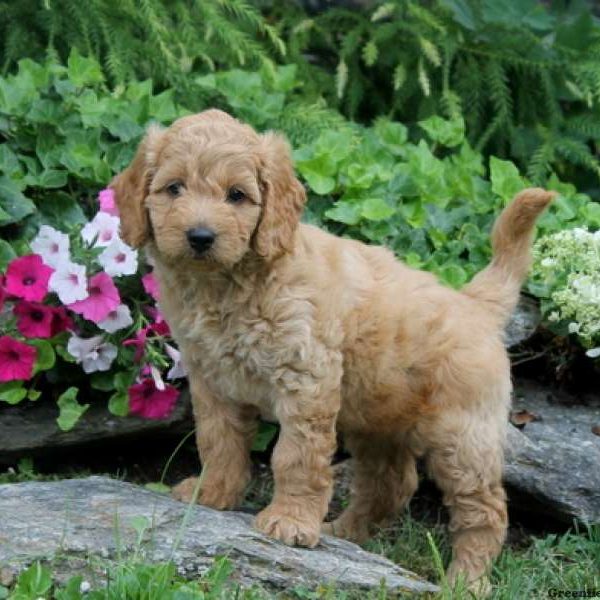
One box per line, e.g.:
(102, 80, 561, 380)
(463, 188, 554, 324)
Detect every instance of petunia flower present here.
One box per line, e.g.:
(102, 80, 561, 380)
(98, 238, 138, 277)
(50, 306, 73, 336)
(67, 334, 118, 373)
(98, 188, 119, 216)
(165, 343, 186, 380)
(0, 336, 37, 382)
(586, 347, 600, 358)
(97, 303, 133, 333)
(123, 327, 147, 363)
(128, 378, 179, 420)
(68, 272, 120, 323)
(13, 301, 55, 338)
(30, 225, 70, 268)
(5, 254, 54, 302)
(142, 272, 160, 300)
(48, 261, 88, 305)
(81, 212, 121, 248)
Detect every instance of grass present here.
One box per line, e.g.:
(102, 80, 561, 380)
(2, 461, 599, 599)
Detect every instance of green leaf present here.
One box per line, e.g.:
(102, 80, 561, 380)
(57, 387, 89, 431)
(91, 372, 116, 392)
(30, 339, 56, 374)
(11, 562, 52, 598)
(145, 482, 171, 494)
(108, 391, 129, 417)
(325, 202, 361, 225)
(252, 422, 278, 451)
(0, 381, 27, 405)
(0, 175, 36, 226)
(67, 49, 104, 87)
(54, 575, 84, 600)
(438, 264, 468, 288)
(27, 389, 41, 401)
(419, 115, 465, 147)
(38, 192, 86, 228)
(114, 370, 135, 392)
(301, 170, 336, 195)
(489, 157, 524, 202)
(360, 197, 395, 221)
(0, 239, 16, 270)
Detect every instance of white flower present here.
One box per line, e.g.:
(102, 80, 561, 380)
(586, 347, 600, 358)
(540, 257, 556, 268)
(568, 322, 581, 334)
(81, 212, 121, 248)
(80, 581, 91, 594)
(97, 304, 133, 333)
(98, 238, 138, 277)
(31, 225, 70, 268)
(49, 261, 88, 304)
(67, 334, 118, 373)
(165, 343, 187, 380)
(150, 364, 166, 391)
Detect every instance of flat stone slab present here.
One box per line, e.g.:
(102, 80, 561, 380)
(0, 477, 438, 594)
(0, 392, 192, 464)
(505, 380, 600, 524)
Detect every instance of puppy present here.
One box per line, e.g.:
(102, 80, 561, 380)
(112, 109, 553, 592)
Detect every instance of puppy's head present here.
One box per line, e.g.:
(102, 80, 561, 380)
(111, 109, 305, 269)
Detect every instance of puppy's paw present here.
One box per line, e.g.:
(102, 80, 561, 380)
(447, 565, 492, 598)
(171, 477, 238, 510)
(254, 503, 320, 548)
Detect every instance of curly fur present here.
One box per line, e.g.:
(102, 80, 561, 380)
(112, 109, 554, 593)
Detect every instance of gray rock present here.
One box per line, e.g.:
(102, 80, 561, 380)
(0, 477, 438, 594)
(505, 380, 600, 524)
(505, 295, 541, 347)
(0, 391, 193, 465)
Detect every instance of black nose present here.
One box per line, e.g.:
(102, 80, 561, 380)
(186, 227, 216, 254)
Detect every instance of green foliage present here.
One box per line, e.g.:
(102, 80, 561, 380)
(0, 0, 285, 93)
(294, 114, 595, 289)
(280, 0, 600, 185)
(0, 53, 187, 240)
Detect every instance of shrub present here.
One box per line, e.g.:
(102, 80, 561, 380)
(279, 0, 600, 186)
(0, 0, 285, 91)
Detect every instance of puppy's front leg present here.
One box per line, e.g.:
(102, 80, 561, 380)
(254, 395, 338, 548)
(172, 373, 257, 510)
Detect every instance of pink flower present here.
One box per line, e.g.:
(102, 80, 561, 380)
(123, 328, 147, 363)
(4, 255, 54, 302)
(68, 272, 120, 323)
(0, 276, 5, 312)
(50, 307, 73, 336)
(0, 336, 37, 382)
(128, 378, 179, 419)
(98, 188, 119, 216)
(142, 272, 160, 300)
(13, 301, 55, 338)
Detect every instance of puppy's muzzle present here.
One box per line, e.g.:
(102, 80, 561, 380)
(186, 227, 216, 255)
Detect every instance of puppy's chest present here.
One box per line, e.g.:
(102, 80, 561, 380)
(167, 300, 336, 410)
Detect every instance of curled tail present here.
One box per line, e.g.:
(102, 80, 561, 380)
(463, 187, 555, 323)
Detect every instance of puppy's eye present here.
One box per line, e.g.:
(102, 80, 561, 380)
(226, 187, 246, 204)
(166, 181, 184, 198)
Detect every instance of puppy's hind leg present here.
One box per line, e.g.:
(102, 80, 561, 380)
(423, 411, 507, 597)
(323, 434, 418, 543)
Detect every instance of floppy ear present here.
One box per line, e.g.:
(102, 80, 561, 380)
(254, 132, 306, 260)
(110, 125, 163, 248)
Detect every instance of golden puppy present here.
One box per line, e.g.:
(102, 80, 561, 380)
(112, 109, 553, 592)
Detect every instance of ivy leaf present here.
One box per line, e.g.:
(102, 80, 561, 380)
(252, 422, 278, 452)
(57, 387, 89, 431)
(419, 115, 465, 147)
(325, 202, 361, 225)
(0, 381, 27, 405)
(360, 197, 395, 221)
(67, 49, 104, 88)
(0, 175, 36, 226)
(0, 239, 16, 271)
(108, 391, 129, 417)
(489, 157, 525, 202)
(30, 339, 56, 374)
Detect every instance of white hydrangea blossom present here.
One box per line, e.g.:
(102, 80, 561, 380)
(532, 227, 600, 356)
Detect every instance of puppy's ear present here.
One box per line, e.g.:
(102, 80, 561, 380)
(111, 125, 163, 248)
(254, 132, 306, 260)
